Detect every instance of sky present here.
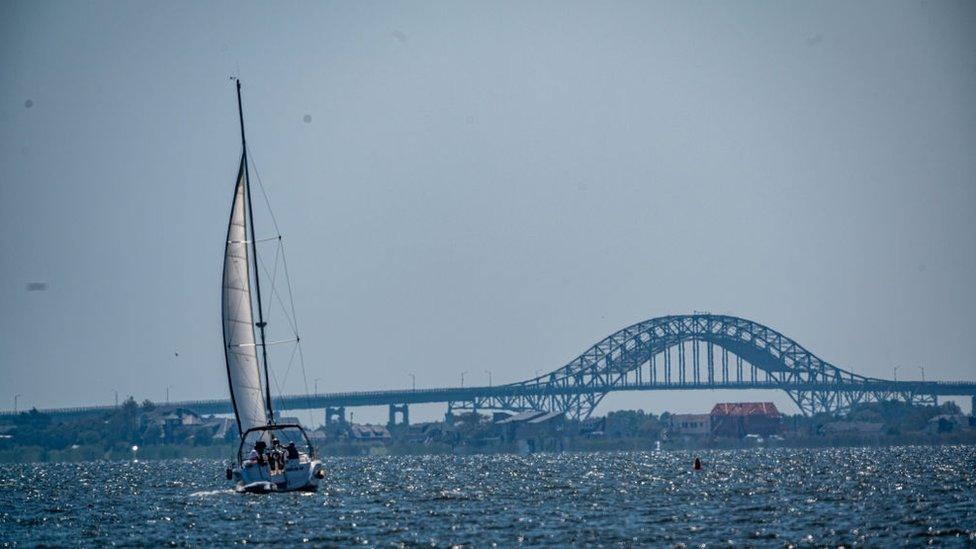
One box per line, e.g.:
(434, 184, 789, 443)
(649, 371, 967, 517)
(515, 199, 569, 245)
(1, 0, 975, 423)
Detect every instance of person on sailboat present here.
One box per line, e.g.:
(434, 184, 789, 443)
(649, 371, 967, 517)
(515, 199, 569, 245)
(269, 437, 285, 474)
(248, 440, 267, 466)
(286, 442, 299, 461)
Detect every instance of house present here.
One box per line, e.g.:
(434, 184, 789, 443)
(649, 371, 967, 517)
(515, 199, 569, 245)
(275, 416, 302, 426)
(494, 410, 565, 452)
(495, 410, 546, 440)
(306, 428, 330, 445)
(527, 411, 565, 432)
(580, 417, 606, 438)
(137, 408, 202, 435)
(136, 408, 222, 443)
(669, 414, 711, 437)
(162, 408, 202, 428)
(401, 422, 445, 443)
(348, 423, 391, 441)
(492, 412, 514, 423)
(204, 417, 236, 440)
(711, 402, 781, 438)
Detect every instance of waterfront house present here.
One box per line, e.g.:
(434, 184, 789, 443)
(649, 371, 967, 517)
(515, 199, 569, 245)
(348, 423, 392, 441)
(669, 413, 712, 437)
(711, 402, 781, 438)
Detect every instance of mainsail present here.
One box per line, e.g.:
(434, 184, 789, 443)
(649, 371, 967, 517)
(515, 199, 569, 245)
(222, 158, 268, 435)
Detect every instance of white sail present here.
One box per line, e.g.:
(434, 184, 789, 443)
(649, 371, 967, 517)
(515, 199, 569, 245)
(222, 158, 268, 435)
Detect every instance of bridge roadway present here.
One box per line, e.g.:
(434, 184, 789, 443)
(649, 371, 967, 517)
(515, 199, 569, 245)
(5, 379, 976, 421)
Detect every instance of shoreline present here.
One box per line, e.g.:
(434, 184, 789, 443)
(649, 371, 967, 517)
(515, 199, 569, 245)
(3, 435, 974, 464)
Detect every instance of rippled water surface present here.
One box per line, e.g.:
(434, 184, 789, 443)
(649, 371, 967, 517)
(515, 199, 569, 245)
(2, 446, 975, 546)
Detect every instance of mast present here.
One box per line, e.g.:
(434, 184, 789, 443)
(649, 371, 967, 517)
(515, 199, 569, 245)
(236, 79, 275, 424)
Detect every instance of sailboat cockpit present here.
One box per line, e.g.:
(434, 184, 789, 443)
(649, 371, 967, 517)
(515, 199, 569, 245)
(227, 424, 324, 493)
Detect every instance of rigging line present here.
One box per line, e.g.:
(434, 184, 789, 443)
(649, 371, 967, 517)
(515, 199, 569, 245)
(268, 343, 298, 414)
(268, 339, 298, 395)
(261, 267, 297, 337)
(243, 145, 283, 238)
(239, 147, 305, 343)
(242, 146, 314, 429)
(279, 340, 299, 392)
(296, 342, 316, 427)
(277, 238, 316, 425)
(268, 239, 282, 320)
(254, 247, 298, 335)
(250, 242, 285, 325)
(253, 239, 282, 331)
(267, 248, 296, 336)
(276, 239, 303, 336)
(241, 147, 294, 335)
(244, 148, 302, 339)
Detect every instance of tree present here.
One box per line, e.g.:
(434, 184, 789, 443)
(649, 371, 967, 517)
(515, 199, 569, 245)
(121, 397, 139, 418)
(941, 401, 961, 415)
(14, 408, 51, 430)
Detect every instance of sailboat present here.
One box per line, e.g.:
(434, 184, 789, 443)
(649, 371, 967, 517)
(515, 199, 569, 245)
(222, 79, 324, 493)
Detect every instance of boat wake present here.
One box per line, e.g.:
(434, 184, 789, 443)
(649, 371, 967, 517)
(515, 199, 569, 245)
(190, 489, 236, 497)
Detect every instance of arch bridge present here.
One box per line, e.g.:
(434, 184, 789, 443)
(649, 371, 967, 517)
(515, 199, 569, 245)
(4, 315, 974, 422)
(449, 314, 966, 418)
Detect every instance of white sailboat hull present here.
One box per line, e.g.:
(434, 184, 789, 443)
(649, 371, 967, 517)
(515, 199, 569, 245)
(233, 458, 325, 493)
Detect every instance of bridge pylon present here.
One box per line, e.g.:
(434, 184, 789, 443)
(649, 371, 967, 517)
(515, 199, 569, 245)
(387, 404, 409, 427)
(325, 406, 346, 427)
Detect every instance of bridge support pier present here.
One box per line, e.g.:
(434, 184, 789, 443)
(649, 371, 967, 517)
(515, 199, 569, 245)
(388, 404, 409, 427)
(325, 406, 346, 427)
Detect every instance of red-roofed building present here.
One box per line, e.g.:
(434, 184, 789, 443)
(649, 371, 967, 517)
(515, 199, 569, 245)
(710, 402, 781, 438)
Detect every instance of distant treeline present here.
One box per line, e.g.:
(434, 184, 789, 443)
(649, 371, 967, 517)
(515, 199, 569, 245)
(0, 397, 970, 463)
(0, 397, 236, 463)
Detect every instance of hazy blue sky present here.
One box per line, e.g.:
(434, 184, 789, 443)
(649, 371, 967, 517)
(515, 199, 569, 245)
(2, 1, 975, 422)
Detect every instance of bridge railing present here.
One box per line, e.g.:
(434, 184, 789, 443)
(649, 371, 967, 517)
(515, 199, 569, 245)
(3, 379, 975, 418)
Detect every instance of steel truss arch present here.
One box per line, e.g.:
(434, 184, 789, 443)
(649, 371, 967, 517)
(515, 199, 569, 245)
(451, 314, 937, 419)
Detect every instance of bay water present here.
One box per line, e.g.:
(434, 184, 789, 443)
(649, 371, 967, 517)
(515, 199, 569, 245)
(2, 446, 974, 546)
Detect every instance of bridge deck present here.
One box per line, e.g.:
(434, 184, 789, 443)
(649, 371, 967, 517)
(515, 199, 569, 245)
(4, 379, 975, 420)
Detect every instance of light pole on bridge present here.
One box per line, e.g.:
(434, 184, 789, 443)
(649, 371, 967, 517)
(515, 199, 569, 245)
(919, 366, 925, 382)
(166, 385, 173, 405)
(460, 371, 467, 388)
(893, 366, 900, 382)
(409, 373, 416, 391)
(14, 394, 22, 414)
(485, 370, 492, 387)
(314, 378, 322, 396)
